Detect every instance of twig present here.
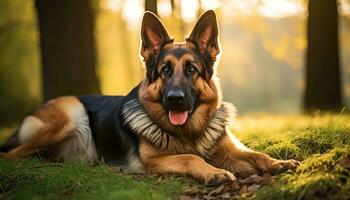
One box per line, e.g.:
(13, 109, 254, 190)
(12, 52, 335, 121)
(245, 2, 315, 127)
(0, 171, 17, 183)
(29, 163, 63, 169)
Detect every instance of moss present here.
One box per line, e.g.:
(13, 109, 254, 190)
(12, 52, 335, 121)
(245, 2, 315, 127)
(264, 141, 302, 160)
(245, 121, 350, 200)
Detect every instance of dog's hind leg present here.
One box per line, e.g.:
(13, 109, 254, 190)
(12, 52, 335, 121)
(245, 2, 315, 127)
(1, 116, 46, 158)
(0, 96, 83, 159)
(0, 129, 20, 153)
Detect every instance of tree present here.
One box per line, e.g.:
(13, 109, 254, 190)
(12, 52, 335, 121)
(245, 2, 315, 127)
(35, 0, 100, 101)
(145, 0, 158, 16)
(304, 0, 343, 112)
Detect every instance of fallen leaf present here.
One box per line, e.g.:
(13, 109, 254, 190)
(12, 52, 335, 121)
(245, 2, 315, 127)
(260, 173, 273, 184)
(239, 185, 248, 196)
(339, 155, 350, 169)
(208, 184, 226, 196)
(239, 174, 263, 184)
(248, 184, 261, 193)
(181, 173, 277, 199)
(218, 191, 231, 199)
(179, 195, 200, 200)
(230, 181, 241, 191)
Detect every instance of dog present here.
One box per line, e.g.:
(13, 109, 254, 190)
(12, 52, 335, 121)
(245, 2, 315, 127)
(0, 10, 298, 185)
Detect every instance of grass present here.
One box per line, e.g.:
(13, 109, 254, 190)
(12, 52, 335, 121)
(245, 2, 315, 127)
(0, 114, 350, 200)
(0, 159, 188, 200)
(235, 114, 350, 200)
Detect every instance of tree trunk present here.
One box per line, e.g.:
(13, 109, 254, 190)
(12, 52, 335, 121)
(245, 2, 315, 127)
(145, 0, 158, 16)
(304, 0, 343, 111)
(35, 0, 100, 101)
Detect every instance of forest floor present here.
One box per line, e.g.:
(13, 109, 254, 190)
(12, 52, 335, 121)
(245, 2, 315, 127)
(0, 114, 349, 200)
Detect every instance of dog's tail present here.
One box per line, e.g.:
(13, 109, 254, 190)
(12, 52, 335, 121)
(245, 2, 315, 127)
(0, 129, 20, 154)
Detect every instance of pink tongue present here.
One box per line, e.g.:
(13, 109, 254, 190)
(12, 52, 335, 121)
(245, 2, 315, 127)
(168, 111, 188, 125)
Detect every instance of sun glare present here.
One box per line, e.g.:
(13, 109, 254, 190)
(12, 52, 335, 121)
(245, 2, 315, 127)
(122, 0, 143, 30)
(201, 0, 220, 10)
(340, 0, 350, 15)
(158, 0, 172, 17)
(224, 0, 258, 15)
(102, 0, 307, 27)
(100, 0, 122, 12)
(259, 0, 304, 18)
(180, 0, 199, 22)
(223, 0, 304, 18)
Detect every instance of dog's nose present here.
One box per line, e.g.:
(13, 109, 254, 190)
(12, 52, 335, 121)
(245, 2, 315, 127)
(167, 90, 185, 104)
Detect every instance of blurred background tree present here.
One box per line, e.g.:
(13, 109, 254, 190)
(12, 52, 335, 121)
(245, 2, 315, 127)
(304, 0, 343, 112)
(0, 0, 349, 127)
(0, 0, 40, 125)
(145, 0, 158, 15)
(36, 0, 100, 101)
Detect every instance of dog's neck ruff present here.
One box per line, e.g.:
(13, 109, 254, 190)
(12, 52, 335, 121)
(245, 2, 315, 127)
(121, 99, 235, 158)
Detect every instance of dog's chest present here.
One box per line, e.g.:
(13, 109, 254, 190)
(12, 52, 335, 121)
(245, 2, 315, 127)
(121, 99, 235, 159)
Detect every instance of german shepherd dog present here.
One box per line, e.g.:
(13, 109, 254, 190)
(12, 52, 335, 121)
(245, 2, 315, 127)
(0, 10, 298, 185)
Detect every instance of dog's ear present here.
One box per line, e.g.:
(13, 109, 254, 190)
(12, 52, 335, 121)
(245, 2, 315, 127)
(187, 10, 220, 58)
(140, 12, 171, 60)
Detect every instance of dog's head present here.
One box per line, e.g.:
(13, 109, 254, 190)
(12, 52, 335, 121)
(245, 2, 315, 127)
(138, 10, 221, 134)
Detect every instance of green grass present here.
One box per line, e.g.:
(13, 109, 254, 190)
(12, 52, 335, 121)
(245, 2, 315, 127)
(0, 159, 188, 200)
(235, 114, 350, 200)
(1, 114, 350, 200)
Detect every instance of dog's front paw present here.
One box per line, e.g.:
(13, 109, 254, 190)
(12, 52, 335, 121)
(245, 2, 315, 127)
(254, 152, 300, 175)
(202, 168, 237, 186)
(268, 159, 300, 175)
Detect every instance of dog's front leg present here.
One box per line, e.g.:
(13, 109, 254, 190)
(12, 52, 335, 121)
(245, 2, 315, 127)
(144, 154, 236, 185)
(139, 142, 236, 185)
(210, 132, 299, 177)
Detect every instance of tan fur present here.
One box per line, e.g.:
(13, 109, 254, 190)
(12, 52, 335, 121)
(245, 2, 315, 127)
(210, 133, 299, 177)
(138, 41, 221, 136)
(18, 116, 45, 143)
(138, 130, 298, 183)
(2, 96, 86, 159)
(139, 140, 236, 184)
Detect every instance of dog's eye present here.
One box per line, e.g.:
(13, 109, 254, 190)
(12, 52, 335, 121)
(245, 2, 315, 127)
(161, 65, 171, 74)
(186, 64, 197, 75)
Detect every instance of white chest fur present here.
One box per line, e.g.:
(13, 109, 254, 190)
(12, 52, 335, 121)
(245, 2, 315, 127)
(122, 99, 236, 159)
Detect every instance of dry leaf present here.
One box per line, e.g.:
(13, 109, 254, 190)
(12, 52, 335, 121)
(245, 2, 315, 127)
(181, 173, 276, 199)
(248, 184, 261, 193)
(261, 173, 272, 184)
(339, 155, 350, 169)
(239, 185, 248, 195)
(239, 174, 262, 184)
(230, 181, 240, 191)
(208, 184, 226, 196)
(218, 192, 231, 199)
